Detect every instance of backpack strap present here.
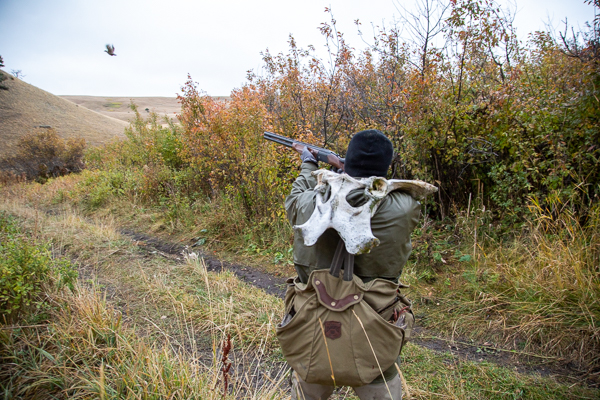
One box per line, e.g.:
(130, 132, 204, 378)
(329, 239, 355, 281)
(329, 239, 345, 278)
(343, 251, 355, 281)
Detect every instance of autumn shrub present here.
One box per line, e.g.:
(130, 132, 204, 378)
(0, 170, 26, 186)
(177, 80, 296, 243)
(0, 128, 86, 183)
(244, 0, 600, 224)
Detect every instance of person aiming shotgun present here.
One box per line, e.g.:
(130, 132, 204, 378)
(266, 130, 429, 400)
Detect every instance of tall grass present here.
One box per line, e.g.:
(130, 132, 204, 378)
(415, 193, 600, 368)
(1, 282, 288, 399)
(0, 198, 289, 399)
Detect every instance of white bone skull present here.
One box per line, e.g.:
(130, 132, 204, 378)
(294, 170, 438, 255)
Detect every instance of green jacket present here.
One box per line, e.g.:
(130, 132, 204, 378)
(285, 162, 421, 284)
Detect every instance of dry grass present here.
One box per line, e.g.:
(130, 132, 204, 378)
(1, 275, 289, 399)
(408, 194, 600, 370)
(0, 190, 288, 398)
(1, 178, 599, 399)
(0, 188, 284, 349)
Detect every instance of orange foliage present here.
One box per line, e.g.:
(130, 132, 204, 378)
(178, 77, 294, 219)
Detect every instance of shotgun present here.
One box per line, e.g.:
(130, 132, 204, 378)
(263, 131, 345, 170)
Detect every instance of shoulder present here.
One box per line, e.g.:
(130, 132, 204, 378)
(374, 190, 421, 220)
(300, 162, 319, 174)
(385, 190, 421, 209)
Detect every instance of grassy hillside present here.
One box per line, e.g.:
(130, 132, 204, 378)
(0, 70, 127, 159)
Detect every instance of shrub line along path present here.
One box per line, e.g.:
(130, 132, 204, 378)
(116, 226, 591, 386)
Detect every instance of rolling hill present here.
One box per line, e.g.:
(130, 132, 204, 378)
(0, 70, 127, 158)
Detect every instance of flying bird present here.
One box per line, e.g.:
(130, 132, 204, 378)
(105, 44, 116, 56)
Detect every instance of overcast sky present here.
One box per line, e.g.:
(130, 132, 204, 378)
(0, 0, 595, 97)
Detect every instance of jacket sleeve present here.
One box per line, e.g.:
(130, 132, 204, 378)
(285, 162, 319, 226)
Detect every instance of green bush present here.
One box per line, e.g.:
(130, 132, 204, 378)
(0, 213, 77, 322)
(86, 104, 185, 171)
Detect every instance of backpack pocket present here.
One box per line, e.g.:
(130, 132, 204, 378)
(349, 299, 405, 385)
(276, 289, 319, 380)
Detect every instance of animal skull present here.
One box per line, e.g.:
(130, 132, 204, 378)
(294, 170, 437, 255)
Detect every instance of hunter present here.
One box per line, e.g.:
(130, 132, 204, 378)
(282, 129, 422, 400)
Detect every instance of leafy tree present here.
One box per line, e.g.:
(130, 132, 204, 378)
(0, 55, 8, 90)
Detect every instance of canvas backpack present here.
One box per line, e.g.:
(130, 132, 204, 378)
(276, 240, 414, 387)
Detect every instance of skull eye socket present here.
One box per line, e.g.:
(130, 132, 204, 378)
(368, 178, 388, 197)
(316, 184, 332, 202)
(345, 188, 368, 207)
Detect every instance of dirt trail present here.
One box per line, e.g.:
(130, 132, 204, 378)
(119, 229, 287, 298)
(117, 227, 596, 387)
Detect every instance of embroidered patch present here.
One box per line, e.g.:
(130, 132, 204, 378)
(324, 321, 342, 340)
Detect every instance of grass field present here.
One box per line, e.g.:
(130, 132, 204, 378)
(1, 175, 598, 399)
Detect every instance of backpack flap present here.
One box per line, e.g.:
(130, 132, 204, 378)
(312, 271, 363, 311)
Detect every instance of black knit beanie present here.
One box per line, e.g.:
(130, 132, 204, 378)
(344, 129, 393, 178)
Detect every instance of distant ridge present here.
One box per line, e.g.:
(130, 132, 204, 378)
(0, 70, 127, 158)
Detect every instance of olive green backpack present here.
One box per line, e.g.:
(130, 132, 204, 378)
(276, 241, 414, 387)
